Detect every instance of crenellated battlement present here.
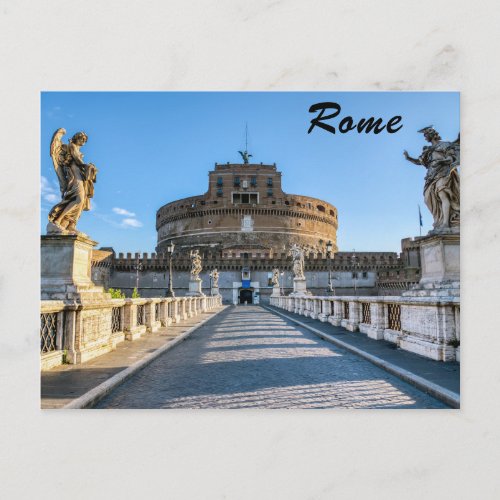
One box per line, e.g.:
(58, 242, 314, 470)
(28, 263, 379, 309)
(97, 248, 403, 273)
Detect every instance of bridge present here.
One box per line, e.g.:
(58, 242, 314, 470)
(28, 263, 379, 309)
(42, 304, 459, 409)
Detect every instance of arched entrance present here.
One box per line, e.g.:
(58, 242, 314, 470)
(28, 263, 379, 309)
(239, 288, 253, 304)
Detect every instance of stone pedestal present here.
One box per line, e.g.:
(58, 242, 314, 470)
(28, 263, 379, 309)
(290, 277, 311, 296)
(187, 278, 205, 297)
(41, 234, 107, 301)
(404, 231, 460, 297)
(41, 234, 115, 364)
(271, 285, 281, 297)
(211, 287, 220, 296)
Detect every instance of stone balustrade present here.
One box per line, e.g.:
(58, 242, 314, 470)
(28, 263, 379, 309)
(40, 295, 223, 370)
(270, 294, 460, 362)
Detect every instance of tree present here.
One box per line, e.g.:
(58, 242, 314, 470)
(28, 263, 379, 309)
(132, 287, 140, 298)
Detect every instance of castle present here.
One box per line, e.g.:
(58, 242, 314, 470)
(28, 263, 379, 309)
(92, 160, 422, 304)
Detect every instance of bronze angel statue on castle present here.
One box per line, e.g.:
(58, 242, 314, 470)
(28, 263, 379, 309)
(47, 128, 98, 234)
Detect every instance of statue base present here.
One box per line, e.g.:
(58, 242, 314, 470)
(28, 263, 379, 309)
(271, 285, 281, 297)
(41, 233, 114, 365)
(186, 278, 205, 297)
(41, 233, 109, 301)
(289, 278, 311, 296)
(210, 287, 220, 296)
(403, 231, 460, 297)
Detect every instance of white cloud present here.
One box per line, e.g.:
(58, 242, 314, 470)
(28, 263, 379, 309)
(41, 175, 60, 204)
(121, 218, 143, 228)
(45, 193, 59, 203)
(113, 207, 136, 217)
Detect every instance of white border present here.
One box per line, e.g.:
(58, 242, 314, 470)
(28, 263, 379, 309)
(1, 1, 500, 498)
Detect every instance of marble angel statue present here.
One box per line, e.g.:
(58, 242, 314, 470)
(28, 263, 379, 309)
(47, 128, 98, 234)
(290, 244, 305, 280)
(190, 249, 203, 279)
(404, 126, 460, 231)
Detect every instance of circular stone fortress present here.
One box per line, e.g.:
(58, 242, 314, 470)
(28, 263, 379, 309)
(156, 161, 338, 258)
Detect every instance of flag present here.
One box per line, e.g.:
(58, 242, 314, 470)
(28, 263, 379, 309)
(418, 205, 423, 227)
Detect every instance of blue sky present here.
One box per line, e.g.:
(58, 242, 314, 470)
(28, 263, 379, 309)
(41, 92, 459, 253)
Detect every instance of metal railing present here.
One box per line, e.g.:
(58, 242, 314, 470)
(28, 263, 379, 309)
(387, 303, 401, 331)
(361, 302, 371, 324)
(136, 304, 145, 326)
(112, 307, 122, 333)
(343, 301, 350, 320)
(40, 312, 58, 353)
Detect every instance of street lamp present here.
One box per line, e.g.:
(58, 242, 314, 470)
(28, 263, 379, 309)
(134, 255, 143, 293)
(280, 270, 284, 296)
(326, 240, 335, 295)
(351, 249, 359, 296)
(166, 241, 175, 297)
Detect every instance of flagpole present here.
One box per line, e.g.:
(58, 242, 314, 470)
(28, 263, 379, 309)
(418, 205, 422, 237)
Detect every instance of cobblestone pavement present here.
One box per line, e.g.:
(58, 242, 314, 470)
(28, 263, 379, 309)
(96, 306, 448, 409)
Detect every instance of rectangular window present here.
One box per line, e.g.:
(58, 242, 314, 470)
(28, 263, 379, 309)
(217, 177, 223, 186)
(362, 271, 367, 279)
(251, 176, 257, 186)
(267, 177, 273, 186)
(267, 188, 273, 197)
(234, 176, 240, 187)
(233, 192, 258, 204)
(217, 187, 223, 197)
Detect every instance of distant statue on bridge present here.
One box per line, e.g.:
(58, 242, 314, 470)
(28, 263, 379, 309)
(404, 126, 460, 232)
(190, 249, 202, 279)
(272, 268, 280, 287)
(47, 128, 98, 235)
(290, 244, 305, 280)
(211, 268, 219, 288)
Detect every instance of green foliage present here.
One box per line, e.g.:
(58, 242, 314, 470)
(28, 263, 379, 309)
(107, 287, 126, 299)
(132, 287, 140, 299)
(447, 338, 460, 348)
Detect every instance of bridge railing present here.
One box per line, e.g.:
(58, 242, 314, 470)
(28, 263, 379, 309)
(40, 294, 223, 370)
(270, 294, 460, 362)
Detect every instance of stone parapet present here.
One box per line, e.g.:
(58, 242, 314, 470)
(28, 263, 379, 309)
(40, 295, 223, 370)
(270, 294, 460, 362)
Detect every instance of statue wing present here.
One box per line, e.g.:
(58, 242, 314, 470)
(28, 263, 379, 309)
(50, 128, 68, 194)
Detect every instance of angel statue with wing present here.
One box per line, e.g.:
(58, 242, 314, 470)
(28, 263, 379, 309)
(404, 126, 460, 232)
(47, 128, 98, 234)
(238, 150, 252, 164)
(190, 249, 203, 279)
(290, 244, 305, 280)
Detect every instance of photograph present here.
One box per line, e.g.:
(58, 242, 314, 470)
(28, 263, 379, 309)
(40, 91, 460, 410)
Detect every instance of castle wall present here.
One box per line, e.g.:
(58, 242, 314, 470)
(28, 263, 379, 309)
(155, 163, 338, 255)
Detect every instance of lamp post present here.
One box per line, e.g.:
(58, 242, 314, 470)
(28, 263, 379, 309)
(351, 249, 359, 296)
(326, 240, 334, 295)
(166, 241, 175, 297)
(209, 270, 213, 290)
(280, 270, 284, 296)
(134, 255, 143, 294)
